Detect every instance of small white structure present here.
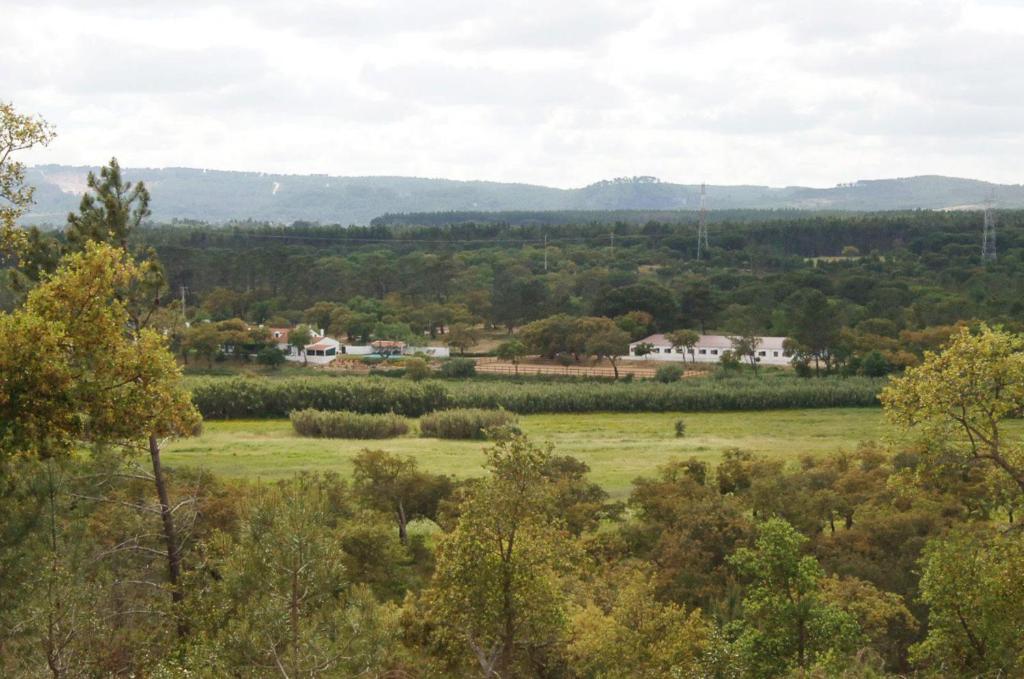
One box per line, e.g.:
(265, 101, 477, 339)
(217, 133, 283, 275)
(295, 336, 342, 365)
(626, 333, 791, 366)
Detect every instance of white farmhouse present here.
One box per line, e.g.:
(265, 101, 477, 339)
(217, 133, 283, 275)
(296, 336, 342, 365)
(627, 333, 791, 366)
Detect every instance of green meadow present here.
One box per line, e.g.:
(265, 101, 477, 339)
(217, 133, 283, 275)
(164, 408, 894, 498)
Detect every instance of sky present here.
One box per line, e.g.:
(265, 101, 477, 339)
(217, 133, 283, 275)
(5, 0, 1024, 188)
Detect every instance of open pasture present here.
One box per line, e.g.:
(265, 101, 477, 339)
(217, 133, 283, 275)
(164, 408, 894, 498)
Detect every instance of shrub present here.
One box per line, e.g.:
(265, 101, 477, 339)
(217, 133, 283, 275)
(860, 350, 892, 377)
(256, 346, 286, 369)
(655, 364, 685, 383)
(440, 358, 476, 378)
(675, 419, 686, 438)
(419, 408, 518, 440)
(290, 409, 409, 439)
(404, 357, 433, 381)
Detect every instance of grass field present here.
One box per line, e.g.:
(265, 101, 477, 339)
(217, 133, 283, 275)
(163, 408, 894, 498)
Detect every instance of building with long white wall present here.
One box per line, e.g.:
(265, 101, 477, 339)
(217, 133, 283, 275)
(626, 333, 791, 366)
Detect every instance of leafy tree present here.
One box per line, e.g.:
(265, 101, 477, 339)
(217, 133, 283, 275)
(256, 345, 286, 369)
(677, 280, 718, 333)
(182, 322, 223, 367)
(567, 566, 710, 678)
(728, 518, 861, 676)
(446, 322, 481, 355)
(289, 324, 313, 363)
(666, 329, 700, 363)
(0, 243, 200, 637)
(495, 339, 527, 375)
(882, 325, 1024, 495)
(427, 434, 577, 677)
(614, 310, 654, 340)
(784, 288, 842, 375)
(911, 527, 1024, 675)
(728, 333, 763, 376)
(193, 477, 403, 676)
(859, 349, 891, 377)
(351, 449, 452, 544)
(302, 300, 340, 333)
(595, 282, 677, 329)
(626, 458, 751, 609)
(586, 325, 630, 379)
(0, 102, 55, 254)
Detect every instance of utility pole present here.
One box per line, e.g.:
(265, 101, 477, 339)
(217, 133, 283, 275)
(696, 182, 709, 259)
(982, 198, 997, 263)
(180, 285, 189, 323)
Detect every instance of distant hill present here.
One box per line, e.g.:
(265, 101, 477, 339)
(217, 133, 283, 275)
(22, 166, 1024, 226)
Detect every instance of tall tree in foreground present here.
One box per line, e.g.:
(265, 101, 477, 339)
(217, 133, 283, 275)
(911, 527, 1024, 675)
(882, 325, 1024, 495)
(728, 518, 861, 676)
(184, 477, 403, 676)
(0, 243, 200, 640)
(427, 434, 578, 677)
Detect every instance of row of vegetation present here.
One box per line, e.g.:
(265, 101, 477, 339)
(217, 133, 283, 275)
(189, 374, 883, 418)
(290, 407, 518, 440)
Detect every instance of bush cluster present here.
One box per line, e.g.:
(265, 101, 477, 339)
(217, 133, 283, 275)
(440, 358, 477, 378)
(418, 408, 518, 439)
(290, 409, 410, 439)
(186, 376, 883, 419)
(187, 377, 448, 418)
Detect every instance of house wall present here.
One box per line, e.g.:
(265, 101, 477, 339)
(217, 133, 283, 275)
(625, 342, 791, 366)
(407, 346, 450, 358)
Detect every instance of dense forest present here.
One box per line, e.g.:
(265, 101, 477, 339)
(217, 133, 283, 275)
(8, 205, 1023, 377)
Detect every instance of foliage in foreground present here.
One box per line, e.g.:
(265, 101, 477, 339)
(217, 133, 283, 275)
(290, 408, 410, 439)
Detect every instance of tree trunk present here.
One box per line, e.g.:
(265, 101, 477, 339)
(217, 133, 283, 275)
(396, 500, 408, 545)
(610, 358, 619, 379)
(149, 434, 186, 638)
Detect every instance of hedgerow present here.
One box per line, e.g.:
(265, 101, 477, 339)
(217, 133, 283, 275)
(419, 408, 517, 439)
(290, 409, 409, 439)
(442, 378, 883, 414)
(186, 376, 883, 419)
(186, 377, 448, 418)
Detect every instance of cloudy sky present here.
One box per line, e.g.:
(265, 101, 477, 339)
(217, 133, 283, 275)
(5, 0, 1024, 188)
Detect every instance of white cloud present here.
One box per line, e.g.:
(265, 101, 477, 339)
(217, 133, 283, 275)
(4, 0, 1023, 187)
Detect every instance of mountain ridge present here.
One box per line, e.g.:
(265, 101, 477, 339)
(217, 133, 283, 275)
(22, 165, 1024, 226)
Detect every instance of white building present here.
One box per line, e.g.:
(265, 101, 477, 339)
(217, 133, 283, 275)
(626, 333, 791, 366)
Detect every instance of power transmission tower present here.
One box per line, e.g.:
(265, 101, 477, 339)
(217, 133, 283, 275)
(982, 202, 997, 263)
(696, 182, 710, 259)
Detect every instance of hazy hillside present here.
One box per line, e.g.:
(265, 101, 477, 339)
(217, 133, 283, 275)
(23, 166, 1024, 226)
